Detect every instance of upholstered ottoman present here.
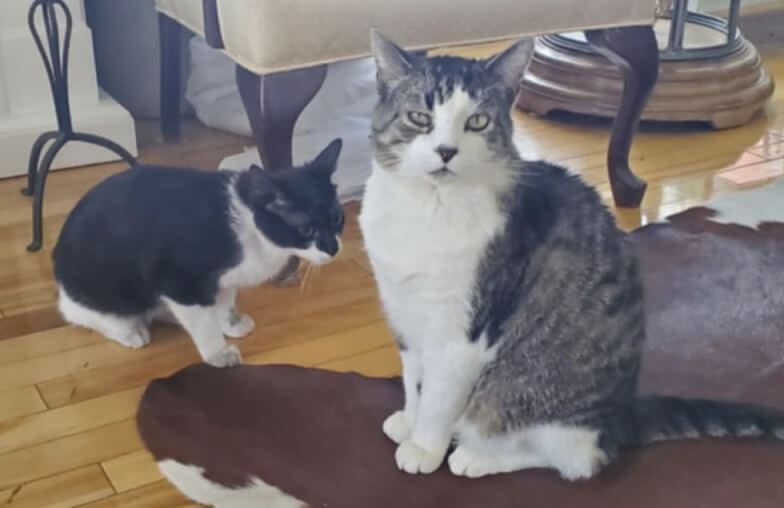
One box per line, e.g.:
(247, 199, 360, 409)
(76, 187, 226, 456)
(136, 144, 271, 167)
(137, 204, 784, 508)
(155, 0, 658, 207)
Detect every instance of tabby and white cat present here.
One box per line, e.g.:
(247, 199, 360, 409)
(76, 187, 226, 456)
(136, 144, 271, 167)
(359, 31, 784, 480)
(54, 139, 345, 367)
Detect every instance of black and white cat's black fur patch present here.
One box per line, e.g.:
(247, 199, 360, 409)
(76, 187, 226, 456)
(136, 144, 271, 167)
(53, 138, 345, 367)
(360, 30, 784, 481)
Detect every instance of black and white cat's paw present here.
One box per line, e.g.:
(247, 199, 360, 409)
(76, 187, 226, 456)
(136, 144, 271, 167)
(383, 410, 412, 444)
(108, 325, 151, 349)
(395, 439, 446, 474)
(222, 313, 255, 338)
(205, 344, 242, 368)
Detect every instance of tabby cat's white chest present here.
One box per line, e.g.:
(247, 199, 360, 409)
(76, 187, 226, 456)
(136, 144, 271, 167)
(359, 169, 506, 345)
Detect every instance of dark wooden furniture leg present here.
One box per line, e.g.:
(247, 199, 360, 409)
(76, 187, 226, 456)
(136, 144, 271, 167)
(159, 12, 182, 142)
(235, 64, 327, 170)
(235, 64, 327, 285)
(585, 26, 659, 208)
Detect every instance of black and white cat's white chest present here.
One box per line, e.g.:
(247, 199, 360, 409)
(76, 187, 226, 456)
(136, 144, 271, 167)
(219, 187, 293, 289)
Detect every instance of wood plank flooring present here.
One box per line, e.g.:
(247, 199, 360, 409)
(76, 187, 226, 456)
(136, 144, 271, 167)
(0, 8, 782, 505)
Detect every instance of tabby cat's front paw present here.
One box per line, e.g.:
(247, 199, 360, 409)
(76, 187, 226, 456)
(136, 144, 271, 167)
(205, 344, 242, 367)
(222, 313, 255, 338)
(448, 446, 499, 478)
(395, 439, 446, 475)
(383, 410, 411, 444)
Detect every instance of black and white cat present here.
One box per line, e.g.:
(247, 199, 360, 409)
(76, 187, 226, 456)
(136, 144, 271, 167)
(360, 31, 784, 481)
(53, 138, 345, 367)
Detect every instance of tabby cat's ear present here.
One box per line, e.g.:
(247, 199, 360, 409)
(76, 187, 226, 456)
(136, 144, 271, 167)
(311, 138, 343, 176)
(484, 38, 534, 91)
(370, 29, 413, 84)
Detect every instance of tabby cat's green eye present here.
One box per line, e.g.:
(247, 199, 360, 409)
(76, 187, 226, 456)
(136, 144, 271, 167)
(407, 111, 432, 128)
(465, 113, 490, 132)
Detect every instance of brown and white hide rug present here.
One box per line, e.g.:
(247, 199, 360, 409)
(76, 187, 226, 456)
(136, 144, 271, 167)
(137, 179, 784, 508)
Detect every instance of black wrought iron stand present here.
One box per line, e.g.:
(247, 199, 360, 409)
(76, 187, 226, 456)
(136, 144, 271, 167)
(22, 0, 137, 252)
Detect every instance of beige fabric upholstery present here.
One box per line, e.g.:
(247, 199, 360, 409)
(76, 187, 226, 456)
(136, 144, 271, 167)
(156, 0, 656, 75)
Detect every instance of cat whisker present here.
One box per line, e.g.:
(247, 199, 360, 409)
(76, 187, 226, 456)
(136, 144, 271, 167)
(298, 261, 316, 293)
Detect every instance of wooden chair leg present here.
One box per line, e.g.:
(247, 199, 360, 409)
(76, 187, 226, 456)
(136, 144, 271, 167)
(586, 26, 659, 208)
(234, 64, 327, 286)
(235, 64, 327, 170)
(159, 13, 183, 142)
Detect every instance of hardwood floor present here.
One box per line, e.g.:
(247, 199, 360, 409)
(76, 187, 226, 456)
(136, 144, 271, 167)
(0, 10, 782, 506)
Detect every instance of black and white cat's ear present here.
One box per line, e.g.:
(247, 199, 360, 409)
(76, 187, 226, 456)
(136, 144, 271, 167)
(311, 137, 343, 176)
(485, 38, 535, 91)
(247, 164, 269, 188)
(370, 29, 413, 84)
(248, 164, 269, 179)
(251, 162, 284, 175)
(246, 163, 279, 202)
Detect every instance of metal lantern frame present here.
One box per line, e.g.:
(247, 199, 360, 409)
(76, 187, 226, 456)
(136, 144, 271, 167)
(544, 0, 744, 61)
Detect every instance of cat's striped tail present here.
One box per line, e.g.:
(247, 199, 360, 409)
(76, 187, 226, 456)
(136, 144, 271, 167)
(626, 396, 784, 446)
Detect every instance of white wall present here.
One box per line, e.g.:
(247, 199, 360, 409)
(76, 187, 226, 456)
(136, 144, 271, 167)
(0, 0, 137, 177)
(694, 0, 778, 12)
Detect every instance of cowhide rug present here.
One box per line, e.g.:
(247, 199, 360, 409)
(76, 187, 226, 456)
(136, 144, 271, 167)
(137, 179, 784, 508)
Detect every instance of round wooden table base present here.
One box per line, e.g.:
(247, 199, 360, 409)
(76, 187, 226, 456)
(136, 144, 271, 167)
(517, 32, 774, 130)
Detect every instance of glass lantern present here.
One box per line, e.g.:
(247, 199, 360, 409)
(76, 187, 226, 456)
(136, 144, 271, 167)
(543, 0, 746, 61)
